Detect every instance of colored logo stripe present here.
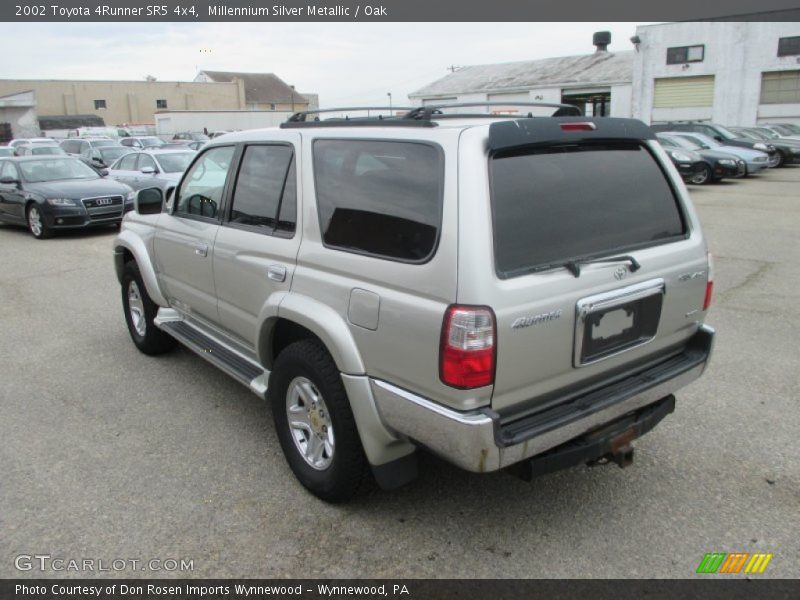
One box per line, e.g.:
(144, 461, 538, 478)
(697, 553, 773, 574)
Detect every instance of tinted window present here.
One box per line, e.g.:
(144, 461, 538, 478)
(230, 145, 294, 232)
(490, 142, 685, 278)
(313, 140, 443, 261)
(176, 146, 234, 219)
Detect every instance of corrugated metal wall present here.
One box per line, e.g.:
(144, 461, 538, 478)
(653, 76, 715, 108)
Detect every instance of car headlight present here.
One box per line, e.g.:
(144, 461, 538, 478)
(719, 159, 736, 166)
(753, 143, 768, 151)
(669, 151, 692, 162)
(46, 198, 76, 206)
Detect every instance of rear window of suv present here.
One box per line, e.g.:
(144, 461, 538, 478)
(313, 139, 444, 262)
(490, 141, 686, 278)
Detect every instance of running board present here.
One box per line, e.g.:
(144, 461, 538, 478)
(155, 310, 269, 399)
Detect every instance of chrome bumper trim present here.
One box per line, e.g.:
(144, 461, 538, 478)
(372, 325, 713, 473)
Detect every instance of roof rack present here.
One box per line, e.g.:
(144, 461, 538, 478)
(403, 102, 582, 120)
(280, 101, 582, 129)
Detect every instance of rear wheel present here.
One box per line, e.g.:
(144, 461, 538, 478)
(270, 340, 369, 503)
(689, 164, 712, 185)
(773, 151, 785, 168)
(121, 261, 176, 355)
(27, 204, 51, 239)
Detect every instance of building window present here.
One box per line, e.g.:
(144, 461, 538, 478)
(94, 99, 107, 110)
(778, 36, 800, 57)
(156, 99, 168, 109)
(270, 103, 276, 111)
(760, 70, 800, 104)
(666, 45, 705, 65)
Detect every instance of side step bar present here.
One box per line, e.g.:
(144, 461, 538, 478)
(155, 312, 269, 399)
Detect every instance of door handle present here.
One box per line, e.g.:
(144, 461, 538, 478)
(267, 264, 287, 282)
(193, 242, 208, 257)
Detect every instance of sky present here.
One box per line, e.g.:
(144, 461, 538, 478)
(0, 22, 651, 106)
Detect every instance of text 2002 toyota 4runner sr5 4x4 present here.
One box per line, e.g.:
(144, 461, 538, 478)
(114, 104, 714, 502)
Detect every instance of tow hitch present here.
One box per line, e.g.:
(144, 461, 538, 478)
(504, 395, 674, 481)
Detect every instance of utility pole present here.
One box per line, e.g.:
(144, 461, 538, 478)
(387, 92, 392, 115)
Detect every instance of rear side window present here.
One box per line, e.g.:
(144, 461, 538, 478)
(313, 139, 443, 262)
(229, 144, 296, 234)
(490, 142, 686, 278)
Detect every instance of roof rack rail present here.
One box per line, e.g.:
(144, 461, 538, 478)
(279, 102, 582, 129)
(403, 102, 582, 120)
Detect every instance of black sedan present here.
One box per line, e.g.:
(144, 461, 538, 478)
(657, 133, 745, 183)
(656, 142, 707, 184)
(0, 156, 134, 239)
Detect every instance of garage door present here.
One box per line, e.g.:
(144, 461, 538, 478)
(653, 76, 715, 108)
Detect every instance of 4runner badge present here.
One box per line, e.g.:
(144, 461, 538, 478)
(614, 266, 628, 280)
(511, 309, 562, 330)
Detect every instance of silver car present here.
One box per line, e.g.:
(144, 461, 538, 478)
(665, 132, 769, 175)
(114, 105, 714, 502)
(107, 149, 195, 192)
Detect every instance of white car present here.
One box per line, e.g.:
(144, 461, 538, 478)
(107, 149, 195, 192)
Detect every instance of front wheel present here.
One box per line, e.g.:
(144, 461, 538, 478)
(121, 261, 176, 355)
(27, 204, 51, 239)
(270, 340, 369, 503)
(689, 164, 712, 185)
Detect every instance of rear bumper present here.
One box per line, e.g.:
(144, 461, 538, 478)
(371, 324, 714, 473)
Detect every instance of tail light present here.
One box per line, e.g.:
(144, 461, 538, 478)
(703, 252, 714, 311)
(560, 122, 596, 132)
(440, 305, 496, 389)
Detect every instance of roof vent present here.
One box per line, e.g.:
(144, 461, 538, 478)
(593, 31, 611, 52)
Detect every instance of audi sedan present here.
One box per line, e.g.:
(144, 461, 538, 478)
(0, 156, 134, 239)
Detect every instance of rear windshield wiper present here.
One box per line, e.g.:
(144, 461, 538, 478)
(563, 255, 641, 278)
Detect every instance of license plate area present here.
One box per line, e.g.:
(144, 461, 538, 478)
(574, 279, 665, 367)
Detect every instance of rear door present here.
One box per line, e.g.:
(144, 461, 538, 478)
(212, 136, 301, 347)
(458, 120, 710, 414)
(109, 153, 140, 187)
(152, 145, 236, 323)
(0, 161, 25, 222)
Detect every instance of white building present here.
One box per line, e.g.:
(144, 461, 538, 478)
(631, 22, 800, 125)
(409, 34, 633, 118)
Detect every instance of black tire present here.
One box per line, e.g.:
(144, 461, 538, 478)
(26, 203, 52, 239)
(774, 151, 785, 168)
(270, 340, 369, 503)
(121, 261, 176, 355)
(689, 164, 712, 185)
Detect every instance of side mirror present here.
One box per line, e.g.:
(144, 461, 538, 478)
(0, 175, 20, 186)
(135, 187, 164, 215)
(140, 166, 157, 175)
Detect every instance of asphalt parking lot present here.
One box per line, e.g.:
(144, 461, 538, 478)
(1, 167, 798, 579)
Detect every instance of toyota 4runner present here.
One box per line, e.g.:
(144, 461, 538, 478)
(113, 104, 715, 502)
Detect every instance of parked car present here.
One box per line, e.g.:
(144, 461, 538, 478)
(120, 136, 166, 150)
(763, 123, 800, 138)
(60, 137, 121, 160)
(728, 127, 800, 167)
(664, 132, 769, 175)
(87, 145, 136, 169)
(656, 139, 708, 184)
(114, 108, 714, 502)
(171, 132, 210, 144)
(15, 143, 67, 157)
(107, 149, 195, 192)
(756, 124, 800, 141)
(650, 122, 779, 167)
(151, 143, 190, 151)
(656, 133, 745, 183)
(0, 156, 134, 239)
(209, 130, 235, 139)
(186, 141, 206, 151)
(8, 138, 56, 149)
(0, 147, 18, 158)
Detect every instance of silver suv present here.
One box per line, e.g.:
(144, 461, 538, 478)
(113, 104, 715, 502)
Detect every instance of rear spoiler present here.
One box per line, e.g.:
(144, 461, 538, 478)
(489, 117, 655, 153)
